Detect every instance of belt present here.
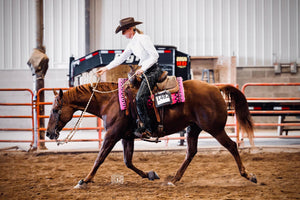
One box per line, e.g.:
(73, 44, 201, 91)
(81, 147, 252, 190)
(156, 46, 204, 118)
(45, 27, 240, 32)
(145, 63, 159, 74)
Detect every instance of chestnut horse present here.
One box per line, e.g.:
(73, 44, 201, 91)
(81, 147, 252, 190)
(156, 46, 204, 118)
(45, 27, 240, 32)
(46, 79, 257, 188)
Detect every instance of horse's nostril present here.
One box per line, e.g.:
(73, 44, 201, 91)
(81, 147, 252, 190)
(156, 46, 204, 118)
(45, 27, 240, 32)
(46, 132, 54, 140)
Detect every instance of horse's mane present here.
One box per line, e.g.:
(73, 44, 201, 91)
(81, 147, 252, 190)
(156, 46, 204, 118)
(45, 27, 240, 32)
(64, 82, 119, 103)
(93, 82, 119, 92)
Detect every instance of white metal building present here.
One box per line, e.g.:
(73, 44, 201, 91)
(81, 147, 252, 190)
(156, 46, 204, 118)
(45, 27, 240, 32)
(0, 0, 299, 73)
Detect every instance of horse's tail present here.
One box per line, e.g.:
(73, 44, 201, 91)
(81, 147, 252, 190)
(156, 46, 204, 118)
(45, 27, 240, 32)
(218, 85, 254, 146)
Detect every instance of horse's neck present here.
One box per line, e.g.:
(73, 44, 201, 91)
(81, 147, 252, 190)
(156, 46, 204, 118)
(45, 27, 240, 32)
(64, 85, 92, 110)
(65, 83, 118, 117)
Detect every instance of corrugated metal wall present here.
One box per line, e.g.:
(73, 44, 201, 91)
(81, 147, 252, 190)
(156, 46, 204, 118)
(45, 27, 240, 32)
(44, 0, 86, 69)
(0, 0, 35, 69)
(0, 0, 85, 70)
(0, 0, 299, 69)
(92, 0, 299, 67)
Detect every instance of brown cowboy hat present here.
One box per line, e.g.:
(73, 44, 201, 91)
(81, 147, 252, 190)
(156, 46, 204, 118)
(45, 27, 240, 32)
(115, 17, 142, 34)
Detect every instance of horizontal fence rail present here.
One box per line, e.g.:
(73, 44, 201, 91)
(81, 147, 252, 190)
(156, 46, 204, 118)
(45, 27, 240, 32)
(241, 83, 300, 140)
(0, 82, 299, 150)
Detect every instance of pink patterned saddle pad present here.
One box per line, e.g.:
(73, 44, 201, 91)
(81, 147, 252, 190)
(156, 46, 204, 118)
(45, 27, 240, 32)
(118, 77, 185, 110)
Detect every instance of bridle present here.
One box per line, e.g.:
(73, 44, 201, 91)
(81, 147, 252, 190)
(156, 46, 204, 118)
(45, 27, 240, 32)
(52, 97, 63, 139)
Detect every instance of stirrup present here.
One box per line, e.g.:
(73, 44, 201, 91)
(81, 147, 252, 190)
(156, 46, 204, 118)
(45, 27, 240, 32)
(134, 127, 152, 139)
(142, 137, 162, 143)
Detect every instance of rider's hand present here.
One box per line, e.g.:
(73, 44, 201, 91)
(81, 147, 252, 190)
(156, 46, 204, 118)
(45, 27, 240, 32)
(96, 67, 108, 77)
(136, 69, 144, 76)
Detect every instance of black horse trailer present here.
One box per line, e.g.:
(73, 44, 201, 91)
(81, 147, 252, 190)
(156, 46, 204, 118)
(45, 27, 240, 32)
(69, 45, 191, 87)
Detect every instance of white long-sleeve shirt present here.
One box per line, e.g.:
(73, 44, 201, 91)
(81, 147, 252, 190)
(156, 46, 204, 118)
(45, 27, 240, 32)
(106, 33, 159, 72)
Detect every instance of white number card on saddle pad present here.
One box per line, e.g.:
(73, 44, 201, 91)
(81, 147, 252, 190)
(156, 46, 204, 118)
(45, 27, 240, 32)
(154, 90, 172, 107)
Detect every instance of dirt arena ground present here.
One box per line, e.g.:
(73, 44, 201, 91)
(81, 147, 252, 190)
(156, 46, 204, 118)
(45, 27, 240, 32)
(0, 149, 299, 200)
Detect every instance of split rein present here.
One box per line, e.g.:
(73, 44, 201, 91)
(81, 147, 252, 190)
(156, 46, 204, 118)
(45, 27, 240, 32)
(56, 71, 146, 146)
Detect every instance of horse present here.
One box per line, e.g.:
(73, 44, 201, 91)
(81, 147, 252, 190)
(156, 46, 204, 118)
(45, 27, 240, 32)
(46, 75, 257, 189)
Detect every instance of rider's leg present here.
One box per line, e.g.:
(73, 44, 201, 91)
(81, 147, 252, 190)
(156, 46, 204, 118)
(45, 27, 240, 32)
(135, 80, 153, 137)
(135, 64, 162, 137)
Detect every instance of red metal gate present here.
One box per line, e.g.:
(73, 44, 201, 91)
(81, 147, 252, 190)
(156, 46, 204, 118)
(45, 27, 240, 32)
(0, 88, 34, 144)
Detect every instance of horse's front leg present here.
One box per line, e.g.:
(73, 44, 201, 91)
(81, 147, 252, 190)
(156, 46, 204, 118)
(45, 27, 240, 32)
(122, 139, 160, 181)
(74, 130, 120, 189)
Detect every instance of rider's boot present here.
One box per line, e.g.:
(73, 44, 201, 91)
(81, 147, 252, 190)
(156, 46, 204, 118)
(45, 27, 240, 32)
(135, 102, 153, 139)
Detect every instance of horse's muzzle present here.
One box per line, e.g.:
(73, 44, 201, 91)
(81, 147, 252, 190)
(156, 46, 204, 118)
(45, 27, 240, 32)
(46, 131, 54, 140)
(46, 131, 58, 140)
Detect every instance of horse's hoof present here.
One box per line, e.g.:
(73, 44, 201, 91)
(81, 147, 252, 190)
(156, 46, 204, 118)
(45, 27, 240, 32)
(249, 173, 257, 183)
(167, 182, 175, 186)
(148, 171, 160, 181)
(74, 179, 88, 189)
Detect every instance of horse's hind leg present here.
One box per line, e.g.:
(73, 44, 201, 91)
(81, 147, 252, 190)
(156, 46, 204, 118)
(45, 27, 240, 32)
(213, 129, 257, 183)
(171, 124, 201, 184)
(122, 139, 160, 180)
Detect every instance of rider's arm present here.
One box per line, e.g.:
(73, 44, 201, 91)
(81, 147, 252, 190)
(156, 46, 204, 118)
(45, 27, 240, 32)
(97, 46, 132, 76)
(106, 47, 132, 70)
(139, 35, 158, 72)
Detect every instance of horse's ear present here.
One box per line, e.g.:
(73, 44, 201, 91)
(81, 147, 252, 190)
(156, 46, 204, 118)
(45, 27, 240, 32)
(53, 89, 58, 96)
(129, 65, 134, 71)
(59, 89, 63, 98)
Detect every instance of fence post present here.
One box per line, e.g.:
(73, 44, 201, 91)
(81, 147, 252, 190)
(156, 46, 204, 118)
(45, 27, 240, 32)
(31, 96, 38, 150)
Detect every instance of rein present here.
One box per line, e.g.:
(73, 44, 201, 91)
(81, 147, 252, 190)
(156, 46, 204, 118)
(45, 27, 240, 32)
(56, 78, 100, 146)
(142, 72, 154, 99)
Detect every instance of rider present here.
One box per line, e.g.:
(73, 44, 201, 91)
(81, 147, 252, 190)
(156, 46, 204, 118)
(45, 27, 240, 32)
(97, 17, 163, 138)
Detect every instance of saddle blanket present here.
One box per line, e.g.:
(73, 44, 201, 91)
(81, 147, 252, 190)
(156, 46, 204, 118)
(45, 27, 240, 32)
(118, 77, 185, 111)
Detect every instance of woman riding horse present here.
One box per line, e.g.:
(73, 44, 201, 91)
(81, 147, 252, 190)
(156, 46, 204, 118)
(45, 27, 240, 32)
(97, 17, 163, 139)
